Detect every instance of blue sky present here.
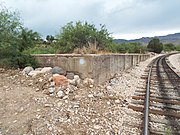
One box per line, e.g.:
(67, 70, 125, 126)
(2, 0, 180, 39)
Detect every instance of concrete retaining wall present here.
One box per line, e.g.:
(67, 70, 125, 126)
(32, 54, 150, 84)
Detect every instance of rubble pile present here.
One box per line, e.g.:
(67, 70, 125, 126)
(0, 61, 150, 135)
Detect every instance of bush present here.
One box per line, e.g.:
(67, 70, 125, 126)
(0, 44, 37, 68)
(55, 21, 113, 53)
(147, 38, 163, 53)
(24, 44, 57, 54)
(163, 43, 175, 52)
(175, 45, 180, 51)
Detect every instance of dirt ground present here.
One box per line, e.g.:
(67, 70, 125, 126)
(1, 53, 177, 135)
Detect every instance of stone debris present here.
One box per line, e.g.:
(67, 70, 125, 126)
(57, 90, 64, 98)
(51, 66, 66, 75)
(1, 54, 168, 135)
(22, 66, 34, 75)
(66, 72, 75, 80)
(50, 74, 69, 86)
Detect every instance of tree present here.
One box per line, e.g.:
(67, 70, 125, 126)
(18, 28, 41, 52)
(0, 6, 38, 68)
(55, 21, 113, 53)
(163, 43, 175, 52)
(147, 38, 163, 53)
(46, 35, 55, 44)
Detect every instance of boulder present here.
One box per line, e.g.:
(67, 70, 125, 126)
(51, 66, 66, 75)
(51, 75, 69, 86)
(28, 70, 42, 77)
(22, 66, 34, 75)
(41, 67, 52, 73)
(66, 72, 75, 80)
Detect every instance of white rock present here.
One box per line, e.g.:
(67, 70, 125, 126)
(57, 90, 64, 98)
(22, 66, 34, 75)
(74, 75, 80, 81)
(49, 87, 55, 93)
(107, 101, 111, 105)
(94, 92, 104, 97)
(88, 94, 94, 98)
(115, 99, 121, 104)
(106, 86, 112, 90)
(41, 67, 52, 73)
(28, 70, 42, 77)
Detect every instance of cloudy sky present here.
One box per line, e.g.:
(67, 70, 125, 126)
(2, 0, 180, 39)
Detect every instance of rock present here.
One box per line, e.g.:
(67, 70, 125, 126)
(83, 78, 94, 87)
(107, 101, 111, 105)
(66, 72, 75, 80)
(51, 75, 69, 86)
(74, 75, 80, 81)
(49, 81, 55, 87)
(28, 70, 42, 77)
(48, 87, 55, 93)
(51, 66, 66, 75)
(115, 99, 121, 104)
(69, 79, 76, 86)
(22, 66, 34, 75)
(74, 75, 81, 86)
(88, 94, 94, 98)
(41, 67, 52, 73)
(94, 92, 104, 97)
(35, 68, 43, 71)
(106, 86, 112, 91)
(57, 90, 64, 98)
(44, 104, 53, 107)
(68, 85, 77, 92)
(72, 102, 80, 108)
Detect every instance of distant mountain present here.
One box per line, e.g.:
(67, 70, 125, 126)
(114, 33, 180, 45)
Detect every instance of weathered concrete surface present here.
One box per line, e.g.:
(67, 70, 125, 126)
(32, 54, 150, 84)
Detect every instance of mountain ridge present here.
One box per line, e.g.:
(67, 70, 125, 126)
(114, 33, 180, 45)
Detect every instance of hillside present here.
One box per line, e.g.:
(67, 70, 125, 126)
(114, 33, 180, 45)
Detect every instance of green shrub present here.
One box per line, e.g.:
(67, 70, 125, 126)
(147, 38, 163, 53)
(55, 21, 113, 53)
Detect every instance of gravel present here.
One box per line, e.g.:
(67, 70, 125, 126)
(1, 53, 169, 135)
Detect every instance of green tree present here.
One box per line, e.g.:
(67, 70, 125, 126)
(18, 28, 41, 52)
(163, 43, 175, 52)
(55, 21, 113, 53)
(0, 6, 38, 68)
(46, 35, 55, 44)
(147, 38, 163, 53)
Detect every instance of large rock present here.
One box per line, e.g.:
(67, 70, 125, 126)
(51, 74, 69, 86)
(28, 70, 42, 77)
(51, 66, 66, 75)
(41, 67, 52, 73)
(66, 72, 75, 80)
(22, 66, 34, 75)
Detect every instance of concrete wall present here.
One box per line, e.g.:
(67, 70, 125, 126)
(32, 54, 150, 84)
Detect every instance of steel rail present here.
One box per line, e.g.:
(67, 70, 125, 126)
(143, 53, 179, 135)
(143, 61, 153, 135)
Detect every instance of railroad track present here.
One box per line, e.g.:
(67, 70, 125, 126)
(129, 54, 180, 135)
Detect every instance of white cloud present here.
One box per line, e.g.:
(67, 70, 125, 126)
(2, 0, 180, 39)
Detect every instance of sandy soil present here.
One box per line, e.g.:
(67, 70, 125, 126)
(168, 53, 180, 72)
(0, 53, 166, 135)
